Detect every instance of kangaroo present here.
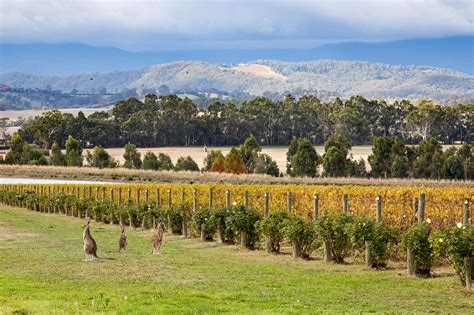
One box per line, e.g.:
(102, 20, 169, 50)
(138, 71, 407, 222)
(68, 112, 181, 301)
(118, 224, 127, 252)
(150, 222, 164, 254)
(82, 221, 99, 261)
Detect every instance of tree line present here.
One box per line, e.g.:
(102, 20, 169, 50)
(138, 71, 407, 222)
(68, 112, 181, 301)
(2, 132, 473, 180)
(17, 94, 473, 149)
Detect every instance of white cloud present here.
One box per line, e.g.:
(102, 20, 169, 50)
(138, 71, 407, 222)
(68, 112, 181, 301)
(0, 0, 472, 50)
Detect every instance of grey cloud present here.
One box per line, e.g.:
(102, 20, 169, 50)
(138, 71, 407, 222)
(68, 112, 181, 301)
(0, 0, 472, 50)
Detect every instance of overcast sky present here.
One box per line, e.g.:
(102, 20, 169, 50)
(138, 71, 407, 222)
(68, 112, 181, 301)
(1, 0, 472, 51)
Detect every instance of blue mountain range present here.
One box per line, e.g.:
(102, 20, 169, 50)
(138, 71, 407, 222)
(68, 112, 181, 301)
(1, 36, 472, 76)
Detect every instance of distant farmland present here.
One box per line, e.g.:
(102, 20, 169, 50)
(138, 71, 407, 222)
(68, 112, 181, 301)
(0, 106, 112, 121)
(105, 146, 374, 171)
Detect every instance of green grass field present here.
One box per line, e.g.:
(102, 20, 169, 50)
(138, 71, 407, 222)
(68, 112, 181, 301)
(0, 206, 472, 314)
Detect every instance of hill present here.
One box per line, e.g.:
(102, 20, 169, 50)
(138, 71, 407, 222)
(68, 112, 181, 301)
(1, 60, 473, 104)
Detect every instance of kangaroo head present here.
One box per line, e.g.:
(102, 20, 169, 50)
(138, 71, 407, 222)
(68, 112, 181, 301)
(82, 220, 90, 232)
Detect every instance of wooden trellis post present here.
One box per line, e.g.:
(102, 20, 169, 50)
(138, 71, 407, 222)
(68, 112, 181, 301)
(225, 190, 230, 209)
(343, 194, 349, 213)
(287, 192, 292, 213)
(313, 194, 319, 223)
(118, 187, 123, 225)
(110, 188, 115, 224)
(136, 188, 141, 207)
(264, 192, 271, 254)
(167, 189, 173, 234)
(209, 188, 213, 208)
(408, 193, 425, 276)
(463, 199, 470, 226)
(216, 188, 224, 244)
(418, 193, 425, 223)
(128, 188, 134, 228)
(366, 195, 383, 268)
(156, 189, 161, 207)
(181, 190, 187, 238)
(376, 195, 382, 223)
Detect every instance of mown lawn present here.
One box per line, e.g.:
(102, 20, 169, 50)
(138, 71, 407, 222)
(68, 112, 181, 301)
(0, 206, 472, 314)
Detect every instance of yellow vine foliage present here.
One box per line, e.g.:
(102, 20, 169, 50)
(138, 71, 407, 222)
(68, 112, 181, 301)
(4, 183, 473, 228)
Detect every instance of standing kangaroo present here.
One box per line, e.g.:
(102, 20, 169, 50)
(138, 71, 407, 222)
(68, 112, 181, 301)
(82, 221, 99, 261)
(151, 222, 164, 254)
(118, 224, 127, 252)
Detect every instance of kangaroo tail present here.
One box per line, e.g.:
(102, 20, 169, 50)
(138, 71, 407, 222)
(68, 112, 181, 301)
(94, 254, 116, 260)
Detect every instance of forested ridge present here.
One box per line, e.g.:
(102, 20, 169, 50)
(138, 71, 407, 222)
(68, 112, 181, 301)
(17, 94, 473, 149)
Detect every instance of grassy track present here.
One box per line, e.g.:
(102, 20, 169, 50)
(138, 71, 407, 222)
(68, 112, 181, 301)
(0, 206, 472, 314)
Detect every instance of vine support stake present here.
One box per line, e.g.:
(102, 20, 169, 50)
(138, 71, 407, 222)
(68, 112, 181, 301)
(313, 194, 319, 223)
(264, 192, 271, 254)
(136, 189, 140, 208)
(167, 189, 173, 234)
(142, 189, 148, 230)
(287, 192, 292, 213)
(167, 189, 172, 208)
(209, 188, 213, 208)
(192, 189, 197, 212)
(365, 241, 372, 268)
(407, 247, 415, 277)
(343, 194, 349, 213)
(465, 257, 472, 291)
(376, 195, 382, 223)
(323, 241, 332, 263)
(463, 199, 470, 226)
(156, 189, 160, 207)
(200, 224, 206, 241)
(117, 188, 122, 207)
(127, 188, 134, 228)
(244, 191, 249, 208)
(110, 188, 115, 225)
(181, 189, 187, 238)
(225, 190, 230, 209)
(117, 188, 122, 225)
(418, 193, 425, 223)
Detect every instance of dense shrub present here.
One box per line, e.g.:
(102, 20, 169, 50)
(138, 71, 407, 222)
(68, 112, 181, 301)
(123, 142, 142, 169)
(401, 222, 433, 276)
(203, 150, 225, 171)
(157, 153, 174, 171)
(143, 152, 160, 170)
(317, 212, 355, 263)
(258, 211, 291, 253)
(212, 207, 233, 242)
(225, 205, 261, 248)
(224, 148, 247, 174)
(193, 208, 217, 240)
(254, 154, 280, 177)
(282, 215, 318, 259)
(350, 217, 400, 268)
(175, 156, 200, 172)
(165, 206, 184, 234)
(431, 224, 474, 285)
